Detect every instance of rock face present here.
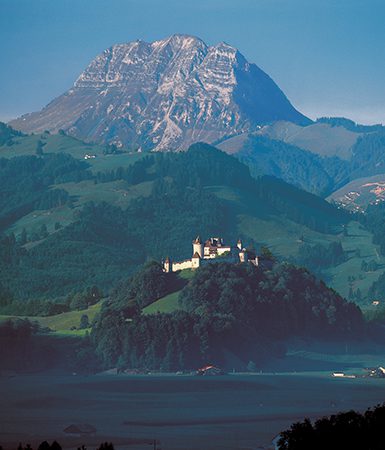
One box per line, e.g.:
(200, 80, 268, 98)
(10, 34, 309, 150)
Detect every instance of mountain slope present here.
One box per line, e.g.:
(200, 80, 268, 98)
(217, 120, 385, 197)
(10, 35, 309, 150)
(2, 140, 384, 305)
(0, 143, 351, 303)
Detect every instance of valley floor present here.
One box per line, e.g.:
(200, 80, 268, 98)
(2, 371, 385, 450)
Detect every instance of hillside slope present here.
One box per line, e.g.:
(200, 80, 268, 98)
(218, 122, 385, 197)
(1, 142, 382, 306)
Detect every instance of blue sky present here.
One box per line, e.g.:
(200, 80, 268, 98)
(0, 0, 384, 124)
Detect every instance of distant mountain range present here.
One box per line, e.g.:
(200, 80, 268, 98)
(9, 34, 309, 151)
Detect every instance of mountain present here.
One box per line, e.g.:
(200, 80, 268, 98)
(9, 34, 309, 151)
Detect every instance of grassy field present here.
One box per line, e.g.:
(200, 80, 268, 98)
(0, 130, 146, 172)
(0, 133, 105, 159)
(56, 179, 153, 207)
(142, 291, 182, 315)
(0, 302, 102, 336)
(2, 373, 385, 449)
(8, 179, 153, 238)
(87, 152, 145, 173)
(143, 270, 194, 315)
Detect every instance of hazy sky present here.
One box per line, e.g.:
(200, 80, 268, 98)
(0, 0, 384, 124)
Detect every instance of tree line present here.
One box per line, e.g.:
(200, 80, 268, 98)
(278, 403, 385, 450)
(92, 261, 363, 371)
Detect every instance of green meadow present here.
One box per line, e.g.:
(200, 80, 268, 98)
(0, 302, 102, 336)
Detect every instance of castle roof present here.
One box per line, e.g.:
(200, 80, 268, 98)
(165, 256, 170, 263)
(192, 252, 201, 259)
(193, 236, 201, 244)
(205, 237, 224, 248)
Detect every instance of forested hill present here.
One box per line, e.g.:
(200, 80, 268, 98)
(220, 120, 385, 197)
(93, 261, 363, 371)
(0, 143, 348, 305)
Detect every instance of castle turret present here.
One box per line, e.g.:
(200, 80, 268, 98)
(192, 236, 203, 258)
(164, 256, 171, 273)
(239, 249, 247, 263)
(237, 239, 242, 250)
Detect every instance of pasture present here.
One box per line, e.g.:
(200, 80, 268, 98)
(0, 302, 102, 336)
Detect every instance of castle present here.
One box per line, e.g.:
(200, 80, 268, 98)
(163, 237, 259, 272)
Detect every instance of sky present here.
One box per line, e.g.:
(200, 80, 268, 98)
(0, 0, 384, 124)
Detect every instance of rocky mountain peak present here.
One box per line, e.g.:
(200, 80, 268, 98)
(10, 34, 309, 151)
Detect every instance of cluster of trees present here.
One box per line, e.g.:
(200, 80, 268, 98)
(368, 272, 385, 302)
(357, 201, 385, 299)
(12, 441, 114, 450)
(237, 135, 347, 196)
(359, 201, 385, 256)
(349, 129, 385, 179)
(316, 117, 384, 133)
(15, 441, 62, 450)
(361, 259, 379, 272)
(92, 261, 363, 371)
(278, 403, 385, 450)
(252, 176, 347, 233)
(0, 121, 25, 146)
(108, 261, 183, 310)
(0, 153, 89, 230)
(0, 319, 54, 371)
(348, 287, 363, 302)
(0, 285, 103, 316)
(0, 317, 100, 373)
(296, 241, 346, 272)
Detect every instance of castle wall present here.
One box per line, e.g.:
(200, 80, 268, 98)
(172, 260, 193, 271)
(200, 253, 238, 267)
(192, 257, 200, 269)
(164, 237, 260, 273)
(217, 246, 231, 256)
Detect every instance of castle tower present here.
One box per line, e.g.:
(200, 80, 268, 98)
(192, 236, 203, 258)
(164, 257, 171, 273)
(237, 239, 243, 250)
(239, 250, 247, 263)
(192, 251, 201, 269)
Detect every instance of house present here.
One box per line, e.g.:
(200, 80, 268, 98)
(196, 365, 225, 376)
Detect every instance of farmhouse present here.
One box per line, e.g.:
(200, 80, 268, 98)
(163, 236, 259, 272)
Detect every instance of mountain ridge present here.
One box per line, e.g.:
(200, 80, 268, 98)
(10, 34, 309, 151)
